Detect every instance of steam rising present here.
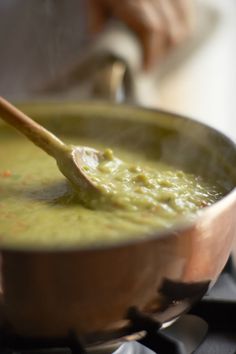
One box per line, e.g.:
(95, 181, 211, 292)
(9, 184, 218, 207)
(40, 103, 236, 195)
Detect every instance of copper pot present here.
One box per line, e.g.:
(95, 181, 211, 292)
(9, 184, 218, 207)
(0, 100, 236, 346)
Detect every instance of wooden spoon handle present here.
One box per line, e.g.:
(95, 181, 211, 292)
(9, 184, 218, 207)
(0, 97, 67, 158)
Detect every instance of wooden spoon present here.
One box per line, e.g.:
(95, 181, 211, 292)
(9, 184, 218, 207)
(0, 96, 101, 198)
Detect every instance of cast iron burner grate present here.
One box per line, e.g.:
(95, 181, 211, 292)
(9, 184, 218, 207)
(0, 331, 85, 354)
(0, 314, 207, 354)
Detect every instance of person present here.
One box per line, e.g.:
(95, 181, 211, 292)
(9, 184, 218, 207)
(0, 0, 194, 98)
(89, 0, 195, 69)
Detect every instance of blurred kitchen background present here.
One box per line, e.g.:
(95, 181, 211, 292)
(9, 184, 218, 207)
(158, 0, 236, 141)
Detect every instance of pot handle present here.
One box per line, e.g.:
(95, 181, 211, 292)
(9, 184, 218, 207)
(89, 20, 143, 104)
(91, 58, 128, 103)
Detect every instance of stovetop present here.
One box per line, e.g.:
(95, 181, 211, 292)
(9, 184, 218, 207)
(190, 259, 236, 354)
(1, 258, 236, 354)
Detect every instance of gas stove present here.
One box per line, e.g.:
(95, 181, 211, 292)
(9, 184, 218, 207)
(1, 259, 236, 354)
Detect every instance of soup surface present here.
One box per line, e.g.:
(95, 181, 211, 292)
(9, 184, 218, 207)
(0, 132, 224, 249)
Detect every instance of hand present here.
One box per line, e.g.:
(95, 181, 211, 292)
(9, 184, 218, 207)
(88, 0, 195, 70)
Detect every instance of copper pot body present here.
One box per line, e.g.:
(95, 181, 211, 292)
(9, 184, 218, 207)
(0, 102, 236, 344)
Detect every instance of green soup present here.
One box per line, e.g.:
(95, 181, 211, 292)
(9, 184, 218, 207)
(0, 128, 224, 249)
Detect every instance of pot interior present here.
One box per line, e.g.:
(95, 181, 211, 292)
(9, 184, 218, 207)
(4, 101, 235, 188)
